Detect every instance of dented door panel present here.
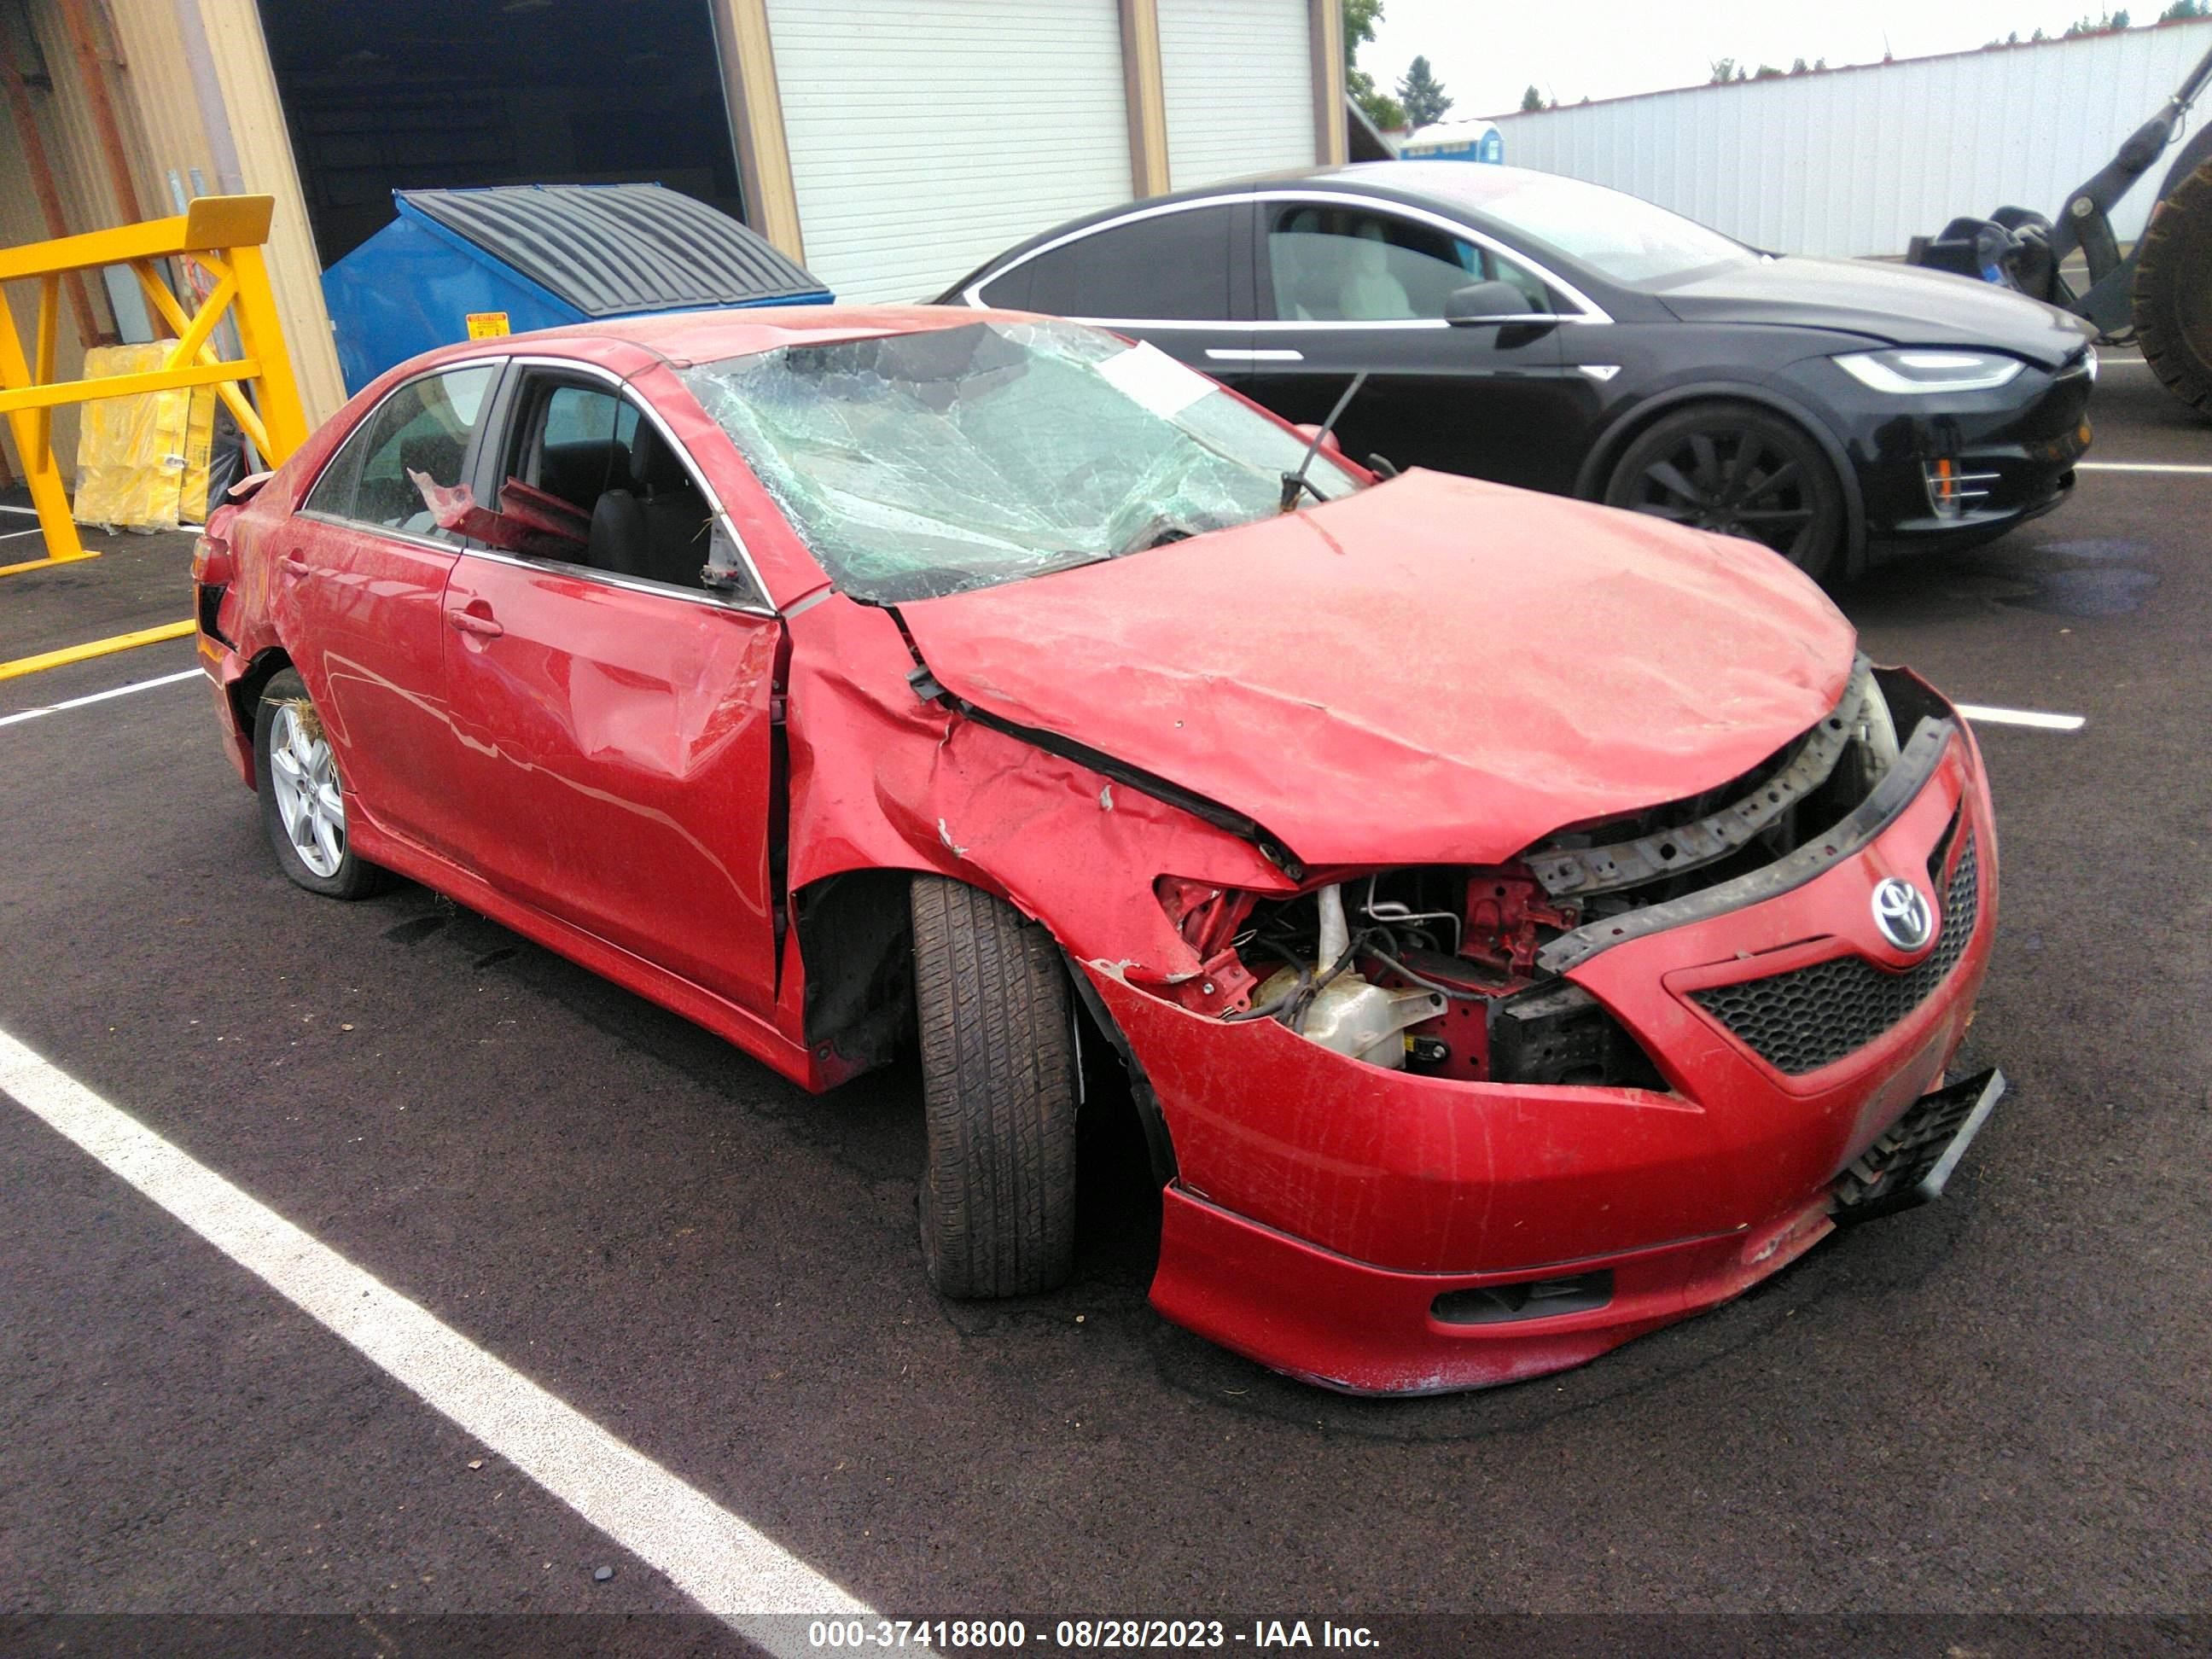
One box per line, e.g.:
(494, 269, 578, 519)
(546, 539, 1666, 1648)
(440, 553, 783, 1016)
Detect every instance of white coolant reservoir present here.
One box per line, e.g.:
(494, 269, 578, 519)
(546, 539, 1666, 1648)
(1253, 966, 1446, 1068)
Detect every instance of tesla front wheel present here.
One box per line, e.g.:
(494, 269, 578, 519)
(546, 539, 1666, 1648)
(909, 876, 1078, 1299)
(253, 668, 386, 899)
(1604, 401, 1846, 582)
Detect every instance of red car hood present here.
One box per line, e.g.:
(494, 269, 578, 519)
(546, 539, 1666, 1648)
(898, 470, 1858, 870)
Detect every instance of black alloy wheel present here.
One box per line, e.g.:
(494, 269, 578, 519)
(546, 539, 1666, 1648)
(1604, 401, 1845, 581)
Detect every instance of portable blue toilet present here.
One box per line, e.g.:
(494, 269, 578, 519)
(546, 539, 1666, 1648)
(1398, 119, 1505, 165)
(322, 183, 834, 393)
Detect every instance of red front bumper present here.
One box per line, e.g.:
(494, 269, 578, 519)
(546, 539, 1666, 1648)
(1086, 725, 1998, 1394)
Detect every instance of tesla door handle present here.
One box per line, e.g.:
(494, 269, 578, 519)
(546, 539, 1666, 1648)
(445, 606, 504, 639)
(1205, 347, 1305, 363)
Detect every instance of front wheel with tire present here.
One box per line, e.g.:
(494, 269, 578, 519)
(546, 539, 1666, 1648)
(253, 667, 385, 899)
(910, 876, 1078, 1299)
(1603, 400, 1848, 583)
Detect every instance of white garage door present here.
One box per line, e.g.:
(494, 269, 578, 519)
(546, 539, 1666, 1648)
(1158, 0, 1318, 191)
(765, 0, 1134, 304)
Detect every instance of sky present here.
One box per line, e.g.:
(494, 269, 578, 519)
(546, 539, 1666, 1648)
(1361, 1, 2180, 120)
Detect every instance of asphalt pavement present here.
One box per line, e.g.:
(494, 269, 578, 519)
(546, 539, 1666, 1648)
(0, 364, 2206, 1653)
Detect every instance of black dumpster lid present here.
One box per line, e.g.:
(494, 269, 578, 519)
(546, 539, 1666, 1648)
(398, 183, 827, 317)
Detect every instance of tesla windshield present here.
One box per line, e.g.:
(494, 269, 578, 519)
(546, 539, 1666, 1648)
(1447, 172, 1752, 285)
(681, 318, 1361, 602)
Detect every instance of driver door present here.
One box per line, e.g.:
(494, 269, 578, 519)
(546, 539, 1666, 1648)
(438, 364, 784, 1017)
(1243, 201, 1585, 492)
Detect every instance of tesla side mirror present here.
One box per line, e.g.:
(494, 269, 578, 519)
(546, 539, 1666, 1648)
(1444, 281, 1540, 327)
(1293, 422, 1346, 456)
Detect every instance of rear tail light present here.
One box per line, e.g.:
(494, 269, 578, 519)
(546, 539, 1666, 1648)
(190, 532, 234, 586)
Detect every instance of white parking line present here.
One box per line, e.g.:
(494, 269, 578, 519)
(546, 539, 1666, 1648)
(0, 667, 203, 728)
(0, 1025, 872, 1645)
(0, 526, 43, 541)
(1956, 704, 2087, 731)
(2076, 461, 2212, 474)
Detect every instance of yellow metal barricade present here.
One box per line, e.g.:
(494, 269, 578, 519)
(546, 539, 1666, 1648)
(0, 194, 309, 578)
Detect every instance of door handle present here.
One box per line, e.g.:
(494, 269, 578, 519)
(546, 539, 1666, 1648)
(1205, 347, 1305, 363)
(278, 551, 311, 579)
(445, 606, 504, 639)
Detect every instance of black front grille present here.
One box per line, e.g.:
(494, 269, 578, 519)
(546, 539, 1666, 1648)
(1691, 835, 1980, 1075)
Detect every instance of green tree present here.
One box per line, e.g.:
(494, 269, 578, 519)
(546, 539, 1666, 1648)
(2161, 1, 2208, 19)
(1754, 63, 1785, 79)
(1708, 56, 1737, 83)
(1343, 0, 1406, 130)
(1397, 55, 1452, 127)
(1521, 83, 1544, 112)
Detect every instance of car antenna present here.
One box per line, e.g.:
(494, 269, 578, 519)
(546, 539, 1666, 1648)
(1279, 370, 1369, 513)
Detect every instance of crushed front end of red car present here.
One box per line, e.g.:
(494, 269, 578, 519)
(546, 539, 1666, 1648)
(1084, 670, 1996, 1394)
(848, 470, 2003, 1395)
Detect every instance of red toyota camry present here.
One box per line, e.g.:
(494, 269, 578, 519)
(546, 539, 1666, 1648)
(194, 306, 2003, 1394)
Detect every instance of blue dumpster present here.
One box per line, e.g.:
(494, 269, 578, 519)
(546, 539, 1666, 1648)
(322, 183, 833, 393)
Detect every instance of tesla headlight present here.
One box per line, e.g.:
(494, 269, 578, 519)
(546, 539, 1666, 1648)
(1834, 349, 2025, 394)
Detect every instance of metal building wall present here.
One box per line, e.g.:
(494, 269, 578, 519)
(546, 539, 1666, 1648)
(0, 0, 129, 480)
(1491, 18, 2212, 258)
(0, 0, 349, 487)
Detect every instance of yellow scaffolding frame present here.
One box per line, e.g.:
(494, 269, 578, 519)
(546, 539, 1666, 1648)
(0, 195, 309, 579)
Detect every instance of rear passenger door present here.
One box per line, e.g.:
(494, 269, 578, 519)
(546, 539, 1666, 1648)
(970, 197, 1260, 385)
(1244, 199, 1583, 492)
(438, 361, 786, 1016)
(279, 359, 502, 860)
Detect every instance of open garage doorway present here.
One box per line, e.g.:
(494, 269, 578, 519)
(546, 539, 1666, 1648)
(259, 0, 744, 267)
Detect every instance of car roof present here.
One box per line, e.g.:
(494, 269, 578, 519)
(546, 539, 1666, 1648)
(405, 303, 1010, 377)
(942, 162, 1575, 299)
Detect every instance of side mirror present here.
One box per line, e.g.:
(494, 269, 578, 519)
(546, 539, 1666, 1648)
(1293, 422, 1346, 456)
(1445, 281, 1543, 327)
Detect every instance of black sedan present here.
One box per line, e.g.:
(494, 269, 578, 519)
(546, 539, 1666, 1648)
(940, 162, 2098, 582)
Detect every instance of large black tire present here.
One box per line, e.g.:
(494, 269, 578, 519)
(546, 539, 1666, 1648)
(1603, 399, 1847, 584)
(909, 876, 1078, 1299)
(253, 668, 387, 899)
(2133, 156, 2212, 420)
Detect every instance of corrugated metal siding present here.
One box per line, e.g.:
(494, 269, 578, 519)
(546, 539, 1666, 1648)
(188, 0, 347, 422)
(106, 0, 217, 203)
(768, 0, 1132, 304)
(1157, 0, 1317, 190)
(1491, 19, 2212, 257)
(0, 0, 125, 480)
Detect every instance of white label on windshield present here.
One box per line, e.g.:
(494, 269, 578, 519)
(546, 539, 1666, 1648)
(1097, 341, 1212, 418)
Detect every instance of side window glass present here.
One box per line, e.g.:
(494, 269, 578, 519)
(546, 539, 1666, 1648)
(1266, 208, 1554, 323)
(1013, 207, 1237, 321)
(311, 364, 497, 531)
(493, 375, 721, 594)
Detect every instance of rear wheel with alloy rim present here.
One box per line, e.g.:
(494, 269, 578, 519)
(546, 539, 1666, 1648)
(1604, 400, 1846, 583)
(253, 667, 386, 899)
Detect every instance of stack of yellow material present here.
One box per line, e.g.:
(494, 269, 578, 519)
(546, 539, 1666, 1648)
(71, 343, 218, 530)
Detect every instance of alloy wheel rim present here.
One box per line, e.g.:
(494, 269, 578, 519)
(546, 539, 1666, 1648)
(269, 702, 346, 878)
(1631, 427, 1819, 562)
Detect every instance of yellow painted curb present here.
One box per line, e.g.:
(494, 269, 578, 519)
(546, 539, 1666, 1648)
(0, 619, 195, 682)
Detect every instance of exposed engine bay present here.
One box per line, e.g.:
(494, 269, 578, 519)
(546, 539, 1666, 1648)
(1153, 659, 1950, 1089)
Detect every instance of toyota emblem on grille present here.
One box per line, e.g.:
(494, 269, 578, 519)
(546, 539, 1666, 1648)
(1871, 877, 1935, 952)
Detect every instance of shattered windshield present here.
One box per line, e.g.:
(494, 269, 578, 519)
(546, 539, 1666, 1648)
(680, 318, 1362, 602)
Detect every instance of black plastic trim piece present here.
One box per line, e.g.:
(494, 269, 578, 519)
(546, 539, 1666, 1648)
(1528, 658, 1871, 899)
(1537, 714, 1955, 975)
